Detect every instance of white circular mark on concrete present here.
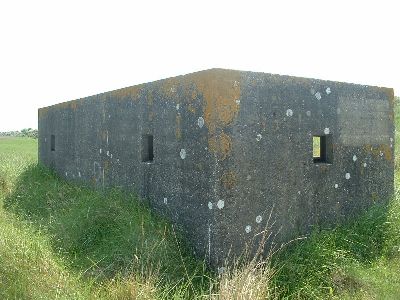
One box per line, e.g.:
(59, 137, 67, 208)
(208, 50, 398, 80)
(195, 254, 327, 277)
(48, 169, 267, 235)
(353, 155, 357, 162)
(286, 109, 293, 117)
(78, 172, 81, 178)
(176, 104, 180, 110)
(334, 183, 339, 189)
(208, 202, 213, 210)
(163, 197, 167, 204)
(99, 148, 102, 154)
(324, 128, 330, 135)
(197, 117, 205, 128)
(256, 215, 262, 223)
(306, 111, 311, 117)
(246, 175, 252, 181)
(345, 173, 351, 180)
(256, 134, 262, 141)
(110, 154, 113, 159)
(315, 92, 322, 100)
(107, 151, 110, 156)
(297, 191, 301, 195)
(180, 149, 186, 159)
(217, 200, 225, 209)
(363, 162, 367, 167)
(245, 225, 252, 233)
(65, 172, 68, 176)
(326, 87, 331, 95)
(379, 151, 384, 157)
(235, 99, 240, 105)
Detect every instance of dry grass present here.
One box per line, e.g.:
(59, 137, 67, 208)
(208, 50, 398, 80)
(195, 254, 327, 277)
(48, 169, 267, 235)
(210, 209, 279, 300)
(213, 259, 276, 300)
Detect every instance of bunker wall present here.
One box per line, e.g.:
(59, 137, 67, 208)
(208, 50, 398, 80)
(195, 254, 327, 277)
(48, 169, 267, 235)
(38, 69, 395, 267)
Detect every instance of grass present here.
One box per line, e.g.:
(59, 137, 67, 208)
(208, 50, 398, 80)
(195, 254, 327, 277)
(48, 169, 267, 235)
(0, 138, 271, 299)
(271, 199, 400, 299)
(0, 138, 211, 299)
(0, 97, 399, 299)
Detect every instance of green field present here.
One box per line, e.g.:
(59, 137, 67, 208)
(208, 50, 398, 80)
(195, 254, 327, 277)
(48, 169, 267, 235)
(1, 100, 400, 299)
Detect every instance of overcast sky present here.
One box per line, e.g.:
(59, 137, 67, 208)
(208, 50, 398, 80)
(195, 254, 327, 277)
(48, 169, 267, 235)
(0, 0, 398, 131)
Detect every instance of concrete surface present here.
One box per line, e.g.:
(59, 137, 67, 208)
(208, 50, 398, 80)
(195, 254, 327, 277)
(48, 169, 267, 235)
(38, 68, 395, 268)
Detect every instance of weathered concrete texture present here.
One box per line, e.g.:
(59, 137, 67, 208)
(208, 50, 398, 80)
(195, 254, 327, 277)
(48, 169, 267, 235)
(38, 69, 395, 268)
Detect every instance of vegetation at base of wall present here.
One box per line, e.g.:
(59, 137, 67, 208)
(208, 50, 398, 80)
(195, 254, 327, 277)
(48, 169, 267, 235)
(0, 138, 211, 299)
(0, 96, 399, 299)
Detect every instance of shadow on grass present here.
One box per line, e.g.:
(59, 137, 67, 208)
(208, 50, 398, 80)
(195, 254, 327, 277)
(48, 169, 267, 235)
(3, 164, 212, 296)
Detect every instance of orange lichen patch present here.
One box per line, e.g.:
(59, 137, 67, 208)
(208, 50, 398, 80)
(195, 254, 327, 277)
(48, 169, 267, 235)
(175, 115, 182, 140)
(188, 69, 241, 134)
(208, 132, 232, 160)
(57, 100, 81, 110)
(70, 101, 78, 110)
(112, 85, 144, 101)
(55, 102, 69, 109)
(363, 144, 392, 161)
(379, 144, 392, 161)
(191, 89, 198, 100)
(221, 170, 237, 190)
(162, 77, 181, 99)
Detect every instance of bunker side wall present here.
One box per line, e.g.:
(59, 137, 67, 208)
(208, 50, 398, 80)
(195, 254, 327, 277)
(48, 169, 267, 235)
(38, 69, 244, 263)
(210, 72, 394, 266)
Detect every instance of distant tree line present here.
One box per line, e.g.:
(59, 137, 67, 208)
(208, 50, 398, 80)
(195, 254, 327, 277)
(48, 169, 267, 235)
(0, 128, 38, 139)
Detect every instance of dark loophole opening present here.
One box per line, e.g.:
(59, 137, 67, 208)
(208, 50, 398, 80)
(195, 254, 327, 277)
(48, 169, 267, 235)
(51, 135, 55, 151)
(313, 135, 332, 164)
(141, 134, 154, 162)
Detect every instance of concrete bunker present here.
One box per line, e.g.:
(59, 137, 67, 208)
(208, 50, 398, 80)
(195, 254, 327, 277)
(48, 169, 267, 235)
(38, 68, 394, 267)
